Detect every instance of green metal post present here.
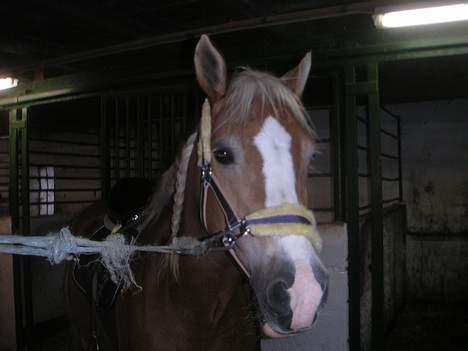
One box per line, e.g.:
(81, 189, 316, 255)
(8, 110, 19, 234)
(9, 109, 24, 351)
(20, 108, 33, 349)
(368, 63, 384, 351)
(330, 71, 344, 221)
(20, 108, 30, 233)
(9, 107, 33, 350)
(397, 116, 403, 202)
(344, 66, 360, 351)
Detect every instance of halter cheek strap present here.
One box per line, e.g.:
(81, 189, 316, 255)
(196, 99, 322, 276)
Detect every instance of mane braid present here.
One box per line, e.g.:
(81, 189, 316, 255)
(170, 132, 197, 239)
(166, 132, 197, 280)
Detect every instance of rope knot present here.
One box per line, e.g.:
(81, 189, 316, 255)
(48, 227, 77, 264)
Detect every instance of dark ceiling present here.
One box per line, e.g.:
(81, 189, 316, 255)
(1, 0, 468, 103)
(1, 0, 368, 76)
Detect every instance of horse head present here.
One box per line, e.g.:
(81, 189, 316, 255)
(190, 35, 329, 337)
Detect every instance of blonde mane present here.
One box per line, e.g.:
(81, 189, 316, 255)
(220, 68, 314, 136)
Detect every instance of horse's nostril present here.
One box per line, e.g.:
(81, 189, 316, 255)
(266, 280, 290, 313)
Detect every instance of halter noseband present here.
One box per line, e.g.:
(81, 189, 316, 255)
(196, 99, 321, 274)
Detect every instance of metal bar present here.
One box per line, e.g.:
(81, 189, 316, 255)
(30, 176, 102, 180)
(126, 96, 130, 177)
(114, 96, 120, 181)
(170, 94, 176, 161)
(28, 151, 99, 158)
(180, 92, 188, 179)
(359, 204, 371, 211)
(357, 115, 368, 125)
(397, 117, 403, 202)
(368, 63, 384, 351)
(147, 95, 153, 178)
(308, 172, 332, 178)
(20, 108, 30, 233)
(136, 96, 143, 177)
(29, 163, 100, 169)
(29, 138, 99, 146)
(29, 188, 101, 193)
(0, 92, 101, 109)
(358, 144, 368, 151)
(382, 177, 400, 182)
(9, 109, 25, 351)
(159, 94, 164, 170)
(383, 198, 400, 204)
(20, 108, 33, 348)
(28, 200, 100, 205)
(20, 108, 33, 349)
(380, 128, 398, 139)
(344, 66, 360, 351)
(381, 106, 401, 121)
(323, 39, 468, 68)
(100, 96, 110, 199)
(381, 152, 399, 160)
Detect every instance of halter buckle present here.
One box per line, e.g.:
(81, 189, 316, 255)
(239, 218, 251, 237)
(200, 164, 213, 181)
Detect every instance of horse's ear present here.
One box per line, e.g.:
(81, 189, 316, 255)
(194, 35, 227, 102)
(281, 52, 312, 98)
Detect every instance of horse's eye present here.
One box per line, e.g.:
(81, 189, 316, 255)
(213, 148, 235, 165)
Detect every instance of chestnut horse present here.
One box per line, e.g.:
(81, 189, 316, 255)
(65, 35, 328, 351)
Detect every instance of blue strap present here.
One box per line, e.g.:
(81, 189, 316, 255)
(245, 215, 311, 226)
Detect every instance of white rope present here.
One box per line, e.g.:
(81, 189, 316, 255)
(0, 227, 211, 289)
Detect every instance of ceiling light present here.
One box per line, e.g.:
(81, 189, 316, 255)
(0, 77, 18, 90)
(374, 3, 468, 28)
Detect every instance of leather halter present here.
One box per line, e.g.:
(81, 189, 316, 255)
(196, 99, 321, 276)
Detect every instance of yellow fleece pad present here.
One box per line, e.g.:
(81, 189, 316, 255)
(245, 204, 322, 252)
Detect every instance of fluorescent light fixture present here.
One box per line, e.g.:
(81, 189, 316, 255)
(0, 77, 18, 90)
(374, 3, 468, 28)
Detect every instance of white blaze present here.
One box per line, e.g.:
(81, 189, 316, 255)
(255, 119, 324, 331)
(253, 116, 298, 207)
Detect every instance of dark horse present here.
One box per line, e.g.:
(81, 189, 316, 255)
(65, 35, 329, 350)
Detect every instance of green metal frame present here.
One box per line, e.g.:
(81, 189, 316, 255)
(9, 107, 33, 350)
(367, 64, 384, 351)
(344, 66, 361, 351)
(342, 63, 386, 351)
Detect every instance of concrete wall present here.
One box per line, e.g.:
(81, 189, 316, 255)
(406, 234, 468, 302)
(360, 205, 406, 351)
(388, 99, 468, 303)
(262, 223, 349, 351)
(390, 99, 468, 234)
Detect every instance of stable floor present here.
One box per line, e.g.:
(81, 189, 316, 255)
(386, 302, 468, 351)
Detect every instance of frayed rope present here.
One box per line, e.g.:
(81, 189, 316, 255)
(0, 227, 214, 290)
